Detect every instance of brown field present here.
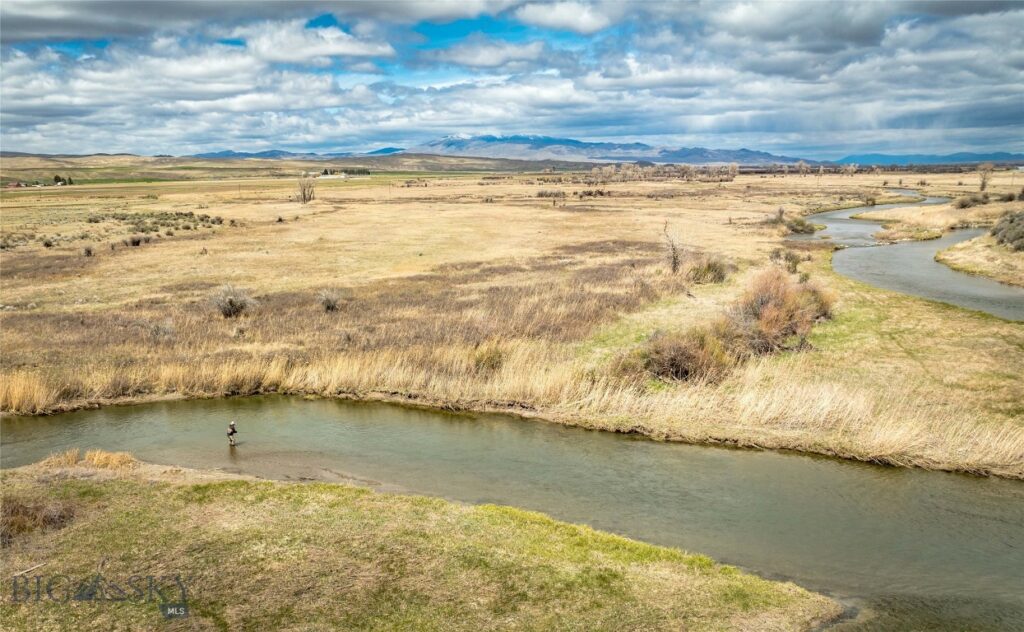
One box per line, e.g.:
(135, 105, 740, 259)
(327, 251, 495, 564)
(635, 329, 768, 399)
(2, 162, 1023, 477)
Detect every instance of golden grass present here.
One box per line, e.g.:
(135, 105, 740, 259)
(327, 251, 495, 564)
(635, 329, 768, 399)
(38, 448, 79, 468)
(81, 449, 138, 470)
(0, 372, 55, 415)
(936, 234, 1024, 288)
(2, 170, 1022, 478)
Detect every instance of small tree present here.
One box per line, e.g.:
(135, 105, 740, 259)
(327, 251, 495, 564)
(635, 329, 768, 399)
(978, 162, 994, 192)
(297, 176, 316, 203)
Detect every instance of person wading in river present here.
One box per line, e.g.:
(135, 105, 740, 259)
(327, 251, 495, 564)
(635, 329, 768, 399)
(227, 421, 238, 446)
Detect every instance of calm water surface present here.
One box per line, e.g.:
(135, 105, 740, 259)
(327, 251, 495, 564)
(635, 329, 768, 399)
(3, 396, 1023, 630)
(793, 189, 1024, 320)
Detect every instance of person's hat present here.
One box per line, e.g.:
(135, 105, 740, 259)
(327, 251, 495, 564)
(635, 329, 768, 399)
(229, 421, 236, 425)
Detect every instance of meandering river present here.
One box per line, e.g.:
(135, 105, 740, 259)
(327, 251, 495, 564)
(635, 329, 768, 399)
(3, 396, 1023, 630)
(792, 189, 1024, 320)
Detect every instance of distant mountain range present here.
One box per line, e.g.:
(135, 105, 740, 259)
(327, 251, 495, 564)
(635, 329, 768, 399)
(7, 139, 1022, 166)
(835, 152, 1024, 165)
(405, 134, 808, 165)
(187, 135, 809, 165)
(189, 147, 404, 159)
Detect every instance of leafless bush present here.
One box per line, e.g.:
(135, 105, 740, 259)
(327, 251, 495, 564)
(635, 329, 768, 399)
(663, 221, 681, 274)
(770, 247, 804, 273)
(954, 193, 989, 209)
(616, 268, 834, 383)
(297, 176, 316, 204)
(978, 162, 994, 192)
(317, 288, 351, 313)
(212, 285, 256, 318)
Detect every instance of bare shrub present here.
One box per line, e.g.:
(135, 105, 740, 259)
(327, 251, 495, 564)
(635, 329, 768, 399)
(317, 288, 350, 313)
(212, 285, 256, 318)
(536, 190, 566, 198)
(954, 193, 989, 209)
(769, 247, 803, 273)
(619, 268, 834, 383)
(784, 217, 816, 234)
(82, 245, 94, 257)
(978, 162, 993, 192)
(733, 268, 833, 353)
(663, 221, 681, 274)
(297, 176, 316, 203)
(991, 211, 1024, 251)
(620, 326, 737, 382)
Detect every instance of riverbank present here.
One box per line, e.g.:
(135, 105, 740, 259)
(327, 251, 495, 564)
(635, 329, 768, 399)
(936, 234, 1024, 288)
(2, 173, 1022, 479)
(0, 453, 841, 631)
(851, 197, 1013, 243)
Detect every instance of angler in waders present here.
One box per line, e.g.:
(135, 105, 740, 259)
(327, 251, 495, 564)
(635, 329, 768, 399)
(227, 420, 238, 446)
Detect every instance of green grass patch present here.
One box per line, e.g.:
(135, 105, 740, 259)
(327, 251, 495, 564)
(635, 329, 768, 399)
(0, 468, 838, 631)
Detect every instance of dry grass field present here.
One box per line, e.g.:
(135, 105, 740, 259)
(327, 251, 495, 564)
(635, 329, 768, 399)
(2, 162, 1023, 477)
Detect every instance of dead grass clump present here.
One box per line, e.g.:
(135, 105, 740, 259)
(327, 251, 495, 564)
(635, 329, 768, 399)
(213, 285, 256, 318)
(991, 211, 1024, 251)
(684, 253, 731, 284)
(82, 449, 138, 470)
(1, 494, 76, 547)
(40, 448, 81, 468)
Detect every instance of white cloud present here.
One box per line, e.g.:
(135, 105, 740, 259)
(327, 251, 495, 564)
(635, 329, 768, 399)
(435, 40, 545, 67)
(234, 20, 395, 63)
(514, 2, 612, 34)
(1, 3, 1021, 157)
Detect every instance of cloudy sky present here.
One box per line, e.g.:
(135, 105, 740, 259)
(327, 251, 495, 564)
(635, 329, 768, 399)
(2, 0, 1022, 159)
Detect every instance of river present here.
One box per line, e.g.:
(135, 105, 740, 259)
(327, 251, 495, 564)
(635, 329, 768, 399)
(791, 189, 1024, 320)
(3, 396, 1022, 630)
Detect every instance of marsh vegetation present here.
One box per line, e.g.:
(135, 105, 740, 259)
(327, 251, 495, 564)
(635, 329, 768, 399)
(1, 165, 1022, 477)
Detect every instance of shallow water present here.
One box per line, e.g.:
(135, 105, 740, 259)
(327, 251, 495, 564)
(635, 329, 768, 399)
(3, 396, 1023, 629)
(793, 190, 1024, 320)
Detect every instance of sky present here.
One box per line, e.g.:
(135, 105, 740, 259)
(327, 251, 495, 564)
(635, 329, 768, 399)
(1, 0, 1022, 160)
